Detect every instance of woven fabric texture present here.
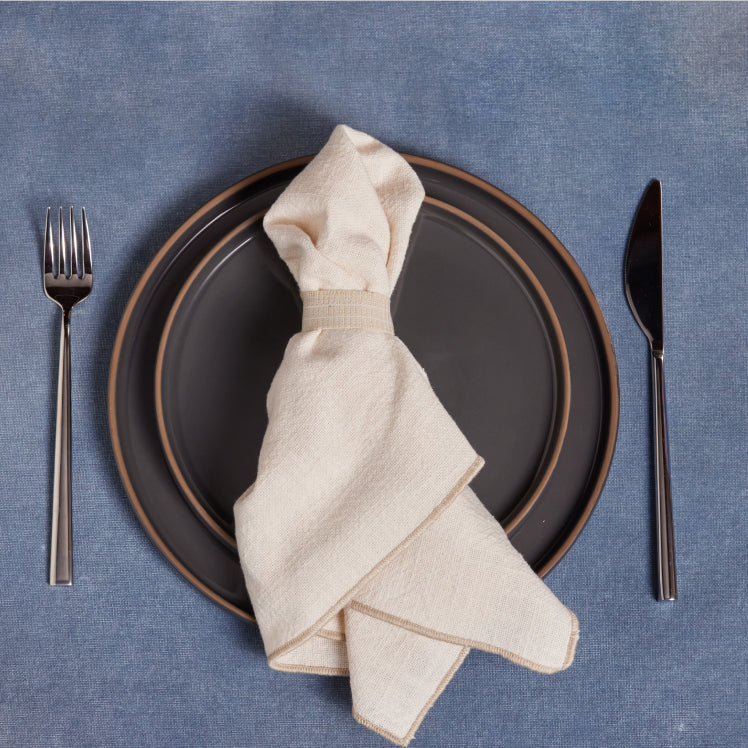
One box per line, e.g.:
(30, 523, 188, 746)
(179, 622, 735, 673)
(301, 290, 394, 334)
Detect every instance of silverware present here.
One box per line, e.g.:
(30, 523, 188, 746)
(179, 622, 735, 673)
(43, 207, 92, 586)
(624, 180, 676, 601)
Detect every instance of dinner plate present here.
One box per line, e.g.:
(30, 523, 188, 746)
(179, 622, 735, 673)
(154, 199, 571, 549)
(108, 155, 618, 620)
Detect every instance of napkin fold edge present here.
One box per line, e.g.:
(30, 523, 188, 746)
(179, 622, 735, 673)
(350, 606, 579, 746)
(348, 600, 580, 675)
(352, 645, 470, 747)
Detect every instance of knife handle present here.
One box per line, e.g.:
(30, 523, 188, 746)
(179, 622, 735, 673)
(651, 349, 676, 601)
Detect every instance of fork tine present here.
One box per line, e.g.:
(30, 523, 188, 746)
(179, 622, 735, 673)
(58, 207, 69, 278)
(44, 207, 55, 275)
(69, 207, 78, 278)
(81, 207, 92, 277)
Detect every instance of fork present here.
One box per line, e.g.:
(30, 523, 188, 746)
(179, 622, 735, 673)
(43, 207, 92, 586)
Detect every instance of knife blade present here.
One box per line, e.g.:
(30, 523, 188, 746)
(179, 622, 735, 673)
(624, 180, 677, 601)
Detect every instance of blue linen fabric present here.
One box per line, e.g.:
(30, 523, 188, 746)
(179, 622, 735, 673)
(0, 2, 745, 746)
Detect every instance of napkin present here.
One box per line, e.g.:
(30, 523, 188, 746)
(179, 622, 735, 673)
(234, 125, 578, 745)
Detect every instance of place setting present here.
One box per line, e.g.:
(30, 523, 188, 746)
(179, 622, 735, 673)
(74, 124, 625, 743)
(45, 124, 671, 744)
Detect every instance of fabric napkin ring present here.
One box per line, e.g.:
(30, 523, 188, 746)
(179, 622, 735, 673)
(301, 289, 394, 334)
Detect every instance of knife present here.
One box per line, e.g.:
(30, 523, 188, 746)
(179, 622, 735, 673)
(624, 180, 677, 601)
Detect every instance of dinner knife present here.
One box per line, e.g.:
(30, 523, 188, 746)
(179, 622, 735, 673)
(624, 179, 677, 601)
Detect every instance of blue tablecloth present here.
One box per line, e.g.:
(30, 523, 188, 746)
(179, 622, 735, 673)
(1, 3, 745, 746)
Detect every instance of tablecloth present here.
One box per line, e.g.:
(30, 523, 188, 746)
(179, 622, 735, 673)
(0, 3, 745, 746)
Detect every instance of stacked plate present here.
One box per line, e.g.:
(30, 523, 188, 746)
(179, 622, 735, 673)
(108, 155, 618, 620)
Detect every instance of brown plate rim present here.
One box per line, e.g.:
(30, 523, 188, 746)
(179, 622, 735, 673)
(153, 196, 572, 549)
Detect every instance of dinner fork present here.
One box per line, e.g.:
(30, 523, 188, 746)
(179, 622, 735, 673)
(43, 207, 92, 586)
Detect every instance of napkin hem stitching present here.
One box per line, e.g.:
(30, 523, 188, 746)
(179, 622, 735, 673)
(272, 662, 349, 677)
(317, 627, 345, 641)
(563, 609, 580, 669)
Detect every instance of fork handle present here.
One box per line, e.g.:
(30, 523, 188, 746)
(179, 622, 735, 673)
(50, 308, 73, 586)
(651, 348, 676, 601)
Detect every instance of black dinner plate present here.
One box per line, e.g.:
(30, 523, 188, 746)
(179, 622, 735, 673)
(108, 155, 618, 619)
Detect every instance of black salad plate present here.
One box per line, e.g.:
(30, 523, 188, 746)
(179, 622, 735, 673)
(154, 200, 571, 549)
(109, 155, 619, 620)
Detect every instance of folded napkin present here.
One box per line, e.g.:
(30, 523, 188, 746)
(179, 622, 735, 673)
(234, 125, 578, 745)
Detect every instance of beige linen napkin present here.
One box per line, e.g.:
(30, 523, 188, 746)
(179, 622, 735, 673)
(234, 125, 578, 745)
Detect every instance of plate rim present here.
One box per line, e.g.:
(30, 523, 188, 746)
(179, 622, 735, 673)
(153, 196, 572, 549)
(108, 152, 619, 619)
(155, 213, 265, 548)
(406, 155, 618, 576)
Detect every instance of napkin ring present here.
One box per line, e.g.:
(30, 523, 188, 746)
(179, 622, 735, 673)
(301, 290, 394, 334)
